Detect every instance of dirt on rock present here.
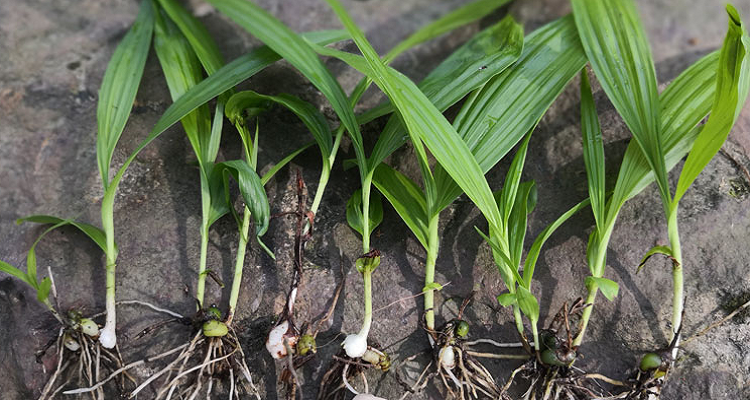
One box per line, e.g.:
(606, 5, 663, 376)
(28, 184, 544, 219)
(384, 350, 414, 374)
(1, 0, 749, 399)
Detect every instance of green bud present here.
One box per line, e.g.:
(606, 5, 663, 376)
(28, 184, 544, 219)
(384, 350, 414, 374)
(296, 334, 316, 356)
(207, 305, 222, 320)
(67, 309, 82, 322)
(356, 251, 381, 274)
(540, 329, 559, 350)
(202, 320, 228, 337)
(63, 333, 80, 351)
(78, 318, 99, 337)
(540, 349, 567, 367)
(639, 352, 662, 371)
(455, 320, 470, 338)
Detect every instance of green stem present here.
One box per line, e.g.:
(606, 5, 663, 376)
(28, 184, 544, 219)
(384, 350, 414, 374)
(667, 209, 683, 357)
(361, 180, 373, 253)
(424, 215, 440, 331)
(573, 231, 610, 347)
(512, 304, 525, 339)
(98, 197, 118, 348)
(531, 319, 540, 352)
(195, 224, 210, 309)
(573, 282, 597, 347)
(227, 206, 251, 325)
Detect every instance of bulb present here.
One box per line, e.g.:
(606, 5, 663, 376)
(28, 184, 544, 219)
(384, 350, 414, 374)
(439, 346, 456, 369)
(342, 333, 368, 358)
(202, 320, 228, 337)
(99, 327, 116, 349)
(78, 318, 100, 337)
(267, 321, 299, 359)
(63, 333, 80, 351)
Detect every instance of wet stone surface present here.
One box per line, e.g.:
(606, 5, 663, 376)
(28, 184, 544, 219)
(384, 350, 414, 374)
(1, 0, 750, 399)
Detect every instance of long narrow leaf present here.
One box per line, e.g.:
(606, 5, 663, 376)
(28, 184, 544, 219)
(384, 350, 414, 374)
(153, 6, 212, 164)
(225, 91, 332, 158)
(507, 181, 536, 269)
(215, 160, 270, 237)
(322, 0, 504, 232)
(433, 15, 587, 211)
(207, 0, 368, 182)
(499, 133, 532, 227)
(100, 31, 346, 239)
(572, 0, 670, 204)
(674, 5, 750, 205)
(157, 0, 224, 74)
(17, 215, 111, 254)
(580, 70, 606, 230)
(372, 163, 430, 248)
(364, 15, 524, 173)
(97, 0, 154, 188)
(0, 260, 34, 287)
(522, 198, 590, 288)
(607, 51, 719, 222)
(384, 0, 512, 62)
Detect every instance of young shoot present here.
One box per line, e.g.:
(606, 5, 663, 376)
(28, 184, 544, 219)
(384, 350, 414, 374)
(571, 3, 750, 377)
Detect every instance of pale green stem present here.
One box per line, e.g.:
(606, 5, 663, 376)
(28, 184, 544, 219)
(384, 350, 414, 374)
(531, 319, 540, 352)
(512, 304, 525, 339)
(42, 298, 63, 324)
(195, 224, 210, 309)
(359, 267, 373, 338)
(424, 215, 440, 331)
(196, 172, 212, 309)
(361, 180, 373, 253)
(227, 206, 251, 325)
(99, 207, 118, 347)
(667, 209, 683, 358)
(573, 231, 610, 347)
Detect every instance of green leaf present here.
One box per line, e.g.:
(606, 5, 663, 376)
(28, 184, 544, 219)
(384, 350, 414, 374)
(475, 226, 522, 286)
(153, 5, 213, 165)
(422, 282, 444, 292)
(434, 15, 587, 212)
(150, 30, 346, 144)
(499, 133, 532, 227)
(322, 0, 503, 234)
(364, 15, 524, 173)
(497, 292, 517, 307)
(261, 142, 315, 186)
(0, 260, 34, 287)
(572, 0, 670, 206)
(100, 31, 347, 247)
(585, 276, 619, 301)
(96, 0, 154, 188)
(507, 181, 536, 270)
(580, 70, 606, 231)
(516, 285, 540, 323)
(522, 198, 590, 288)
(636, 245, 676, 273)
(673, 5, 750, 205)
(608, 51, 719, 219)
(17, 215, 111, 255)
(37, 277, 52, 303)
(215, 160, 270, 237)
(226, 91, 332, 159)
(371, 163, 430, 248)
(207, 0, 368, 183)
(383, 0, 512, 63)
(346, 189, 384, 237)
(156, 0, 225, 75)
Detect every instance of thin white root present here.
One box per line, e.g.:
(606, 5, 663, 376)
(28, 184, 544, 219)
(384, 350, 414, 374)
(342, 363, 359, 395)
(63, 342, 190, 395)
(464, 338, 531, 348)
(116, 300, 184, 318)
(465, 350, 531, 360)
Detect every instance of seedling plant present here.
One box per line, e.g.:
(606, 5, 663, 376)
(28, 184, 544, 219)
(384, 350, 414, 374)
(570, 1, 749, 397)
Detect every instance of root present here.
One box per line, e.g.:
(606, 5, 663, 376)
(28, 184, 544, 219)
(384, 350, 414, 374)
(126, 329, 260, 400)
(39, 328, 131, 400)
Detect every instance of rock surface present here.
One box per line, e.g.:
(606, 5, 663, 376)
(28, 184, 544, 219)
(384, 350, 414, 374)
(1, 0, 749, 399)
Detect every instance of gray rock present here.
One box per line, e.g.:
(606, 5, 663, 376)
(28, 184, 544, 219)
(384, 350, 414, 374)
(1, 0, 749, 399)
